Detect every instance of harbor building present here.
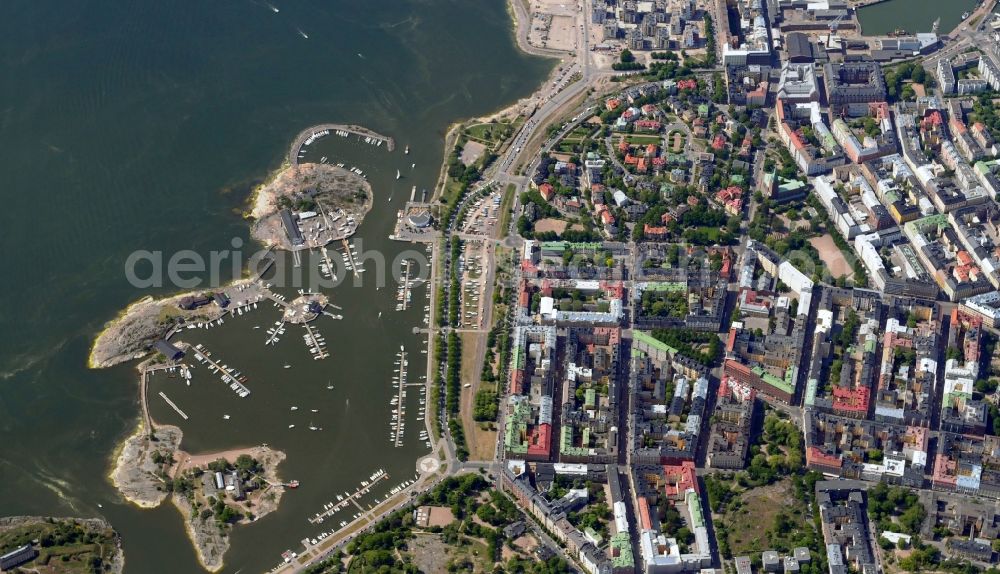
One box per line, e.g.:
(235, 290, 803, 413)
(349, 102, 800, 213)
(280, 208, 304, 246)
(0, 544, 38, 571)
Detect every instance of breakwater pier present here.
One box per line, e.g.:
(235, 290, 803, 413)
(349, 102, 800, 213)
(289, 124, 395, 166)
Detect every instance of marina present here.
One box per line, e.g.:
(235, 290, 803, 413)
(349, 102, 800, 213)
(5, 0, 557, 571)
(394, 258, 420, 312)
(339, 239, 363, 278)
(302, 323, 329, 360)
(318, 246, 338, 281)
(265, 320, 286, 346)
(190, 343, 251, 398)
(289, 123, 395, 167)
(389, 347, 408, 447)
(307, 469, 390, 525)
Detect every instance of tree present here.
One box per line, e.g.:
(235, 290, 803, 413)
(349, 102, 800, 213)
(620, 49, 635, 63)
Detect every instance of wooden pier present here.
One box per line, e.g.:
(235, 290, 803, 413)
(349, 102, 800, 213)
(396, 259, 414, 311)
(391, 349, 408, 447)
(319, 246, 338, 282)
(341, 239, 361, 279)
(191, 344, 251, 397)
(158, 392, 189, 420)
(265, 321, 286, 346)
(303, 323, 329, 360)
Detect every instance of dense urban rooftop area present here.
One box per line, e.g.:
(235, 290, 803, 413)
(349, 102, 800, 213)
(276, 0, 1000, 573)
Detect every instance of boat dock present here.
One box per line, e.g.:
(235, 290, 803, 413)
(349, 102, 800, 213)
(395, 259, 416, 312)
(191, 344, 251, 397)
(307, 469, 389, 525)
(265, 320, 286, 346)
(389, 347, 409, 447)
(289, 123, 395, 166)
(340, 239, 361, 279)
(264, 289, 290, 309)
(303, 323, 329, 360)
(158, 392, 189, 420)
(318, 246, 337, 281)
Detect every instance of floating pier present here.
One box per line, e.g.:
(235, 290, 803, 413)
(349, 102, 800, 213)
(191, 344, 251, 397)
(394, 259, 418, 312)
(265, 320, 286, 346)
(303, 323, 329, 360)
(307, 469, 389, 524)
(340, 239, 362, 279)
(158, 392, 189, 420)
(389, 347, 410, 447)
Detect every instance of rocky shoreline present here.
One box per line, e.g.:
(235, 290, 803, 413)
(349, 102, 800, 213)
(89, 160, 374, 371)
(248, 162, 373, 250)
(110, 419, 286, 572)
(172, 447, 287, 572)
(110, 420, 182, 508)
(91, 127, 378, 572)
(88, 292, 226, 370)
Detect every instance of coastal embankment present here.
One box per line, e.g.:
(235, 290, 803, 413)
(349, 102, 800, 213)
(289, 123, 395, 166)
(98, 125, 387, 572)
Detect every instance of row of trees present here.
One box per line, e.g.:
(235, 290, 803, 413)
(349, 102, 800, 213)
(650, 328, 722, 367)
(867, 481, 926, 535)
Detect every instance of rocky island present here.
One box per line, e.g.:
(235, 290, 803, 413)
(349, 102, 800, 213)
(88, 131, 375, 370)
(111, 421, 286, 572)
(91, 125, 384, 572)
(249, 162, 373, 250)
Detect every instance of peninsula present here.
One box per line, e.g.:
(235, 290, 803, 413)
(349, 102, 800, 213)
(88, 126, 377, 370)
(111, 418, 287, 572)
(94, 125, 386, 572)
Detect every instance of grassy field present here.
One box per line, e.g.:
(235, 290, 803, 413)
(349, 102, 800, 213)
(710, 474, 825, 563)
(463, 118, 524, 151)
(0, 519, 120, 574)
(460, 331, 497, 462)
(498, 184, 516, 234)
(624, 134, 662, 145)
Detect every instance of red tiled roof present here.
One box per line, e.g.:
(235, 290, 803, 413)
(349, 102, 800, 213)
(807, 447, 843, 469)
(832, 385, 870, 413)
(539, 183, 555, 201)
(664, 461, 698, 498)
(527, 423, 551, 455)
(637, 497, 654, 531)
